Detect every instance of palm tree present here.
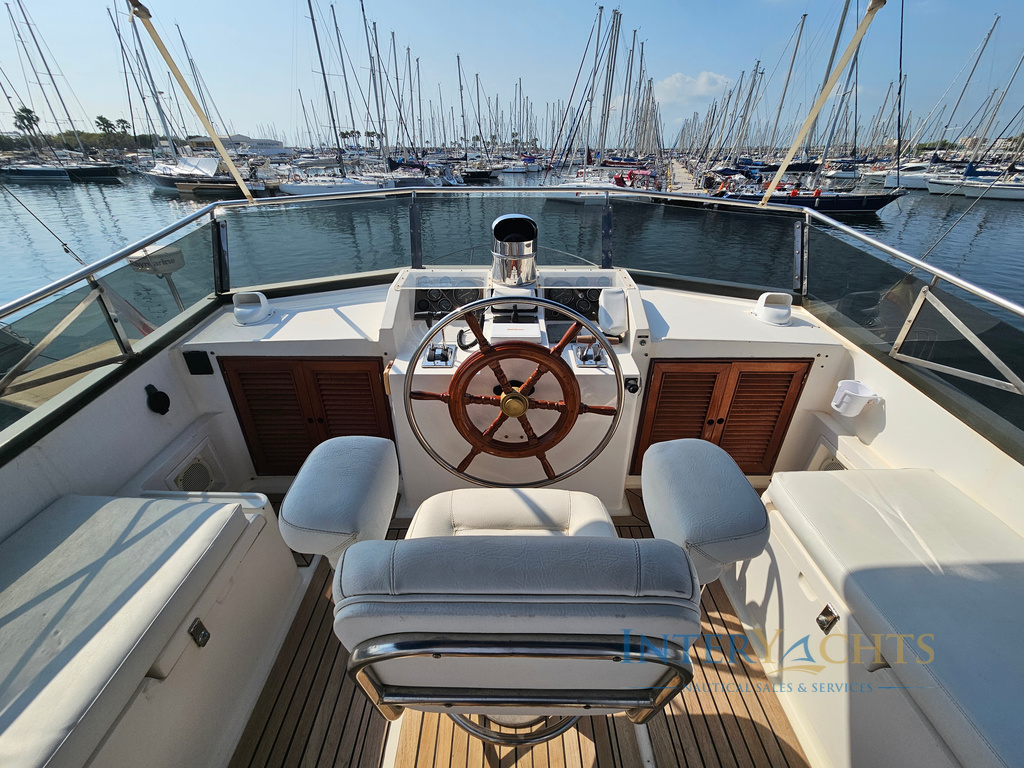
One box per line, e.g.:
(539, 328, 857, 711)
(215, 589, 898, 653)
(95, 116, 115, 134)
(115, 118, 130, 134)
(13, 106, 39, 135)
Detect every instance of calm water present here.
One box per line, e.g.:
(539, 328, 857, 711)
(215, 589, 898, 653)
(1, 175, 1023, 308)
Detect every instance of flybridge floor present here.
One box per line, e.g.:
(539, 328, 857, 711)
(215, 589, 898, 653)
(229, 492, 810, 768)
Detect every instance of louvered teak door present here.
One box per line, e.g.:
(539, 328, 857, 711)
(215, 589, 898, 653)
(631, 359, 812, 475)
(711, 360, 812, 474)
(221, 357, 322, 476)
(631, 361, 731, 474)
(302, 359, 393, 442)
(221, 357, 393, 476)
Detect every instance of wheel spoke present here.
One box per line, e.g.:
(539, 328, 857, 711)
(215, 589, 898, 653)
(580, 403, 617, 416)
(482, 412, 509, 439)
(410, 390, 450, 403)
(550, 321, 583, 357)
(463, 312, 494, 354)
(517, 414, 541, 447)
(520, 322, 582, 393)
(462, 393, 502, 407)
(528, 398, 568, 413)
(537, 452, 556, 479)
(457, 447, 481, 473)
(465, 310, 516, 393)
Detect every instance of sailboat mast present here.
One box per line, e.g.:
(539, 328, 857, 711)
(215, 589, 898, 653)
(128, 8, 177, 161)
(298, 88, 315, 151)
(358, 1, 381, 155)
(596, 9, 620, 166)
(457, 54, 467, 152)
(306, 0, 345, 171)
(416, 58, 423, 152)
(16, 0, 84, 155)
(942, 15, 998, 142)
(769, 14, 806, 155)
(329, 5, 357, 143)
(808, 0, 851, 153)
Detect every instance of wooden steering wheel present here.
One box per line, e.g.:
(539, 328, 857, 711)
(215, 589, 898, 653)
(404, 296, 623, 487)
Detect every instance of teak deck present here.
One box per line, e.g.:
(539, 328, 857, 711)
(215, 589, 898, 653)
(230, 491, 809, 768)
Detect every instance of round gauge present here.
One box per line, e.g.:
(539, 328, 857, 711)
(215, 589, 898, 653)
(438, 298, 453, 311)
(426, 289, 441, 301)
(455, 289, 477, 305)
(575, 276, 590, 287)
(416, 299, 430, 311)
(597, 275, 612, 287)
(439, 276, 454, 287)
(576, 299, 592, 312)
(586, 289, 600, 301)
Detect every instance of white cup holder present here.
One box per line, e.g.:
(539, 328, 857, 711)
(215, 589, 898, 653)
(831, 380, 882, 417)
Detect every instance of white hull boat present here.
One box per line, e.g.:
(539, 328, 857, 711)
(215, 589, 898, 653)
(960, 180, 1024, 200)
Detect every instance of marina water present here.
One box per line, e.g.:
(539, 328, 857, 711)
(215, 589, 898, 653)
(2, 176, 1023, 310)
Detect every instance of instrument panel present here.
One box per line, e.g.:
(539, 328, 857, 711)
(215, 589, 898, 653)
(542, 274, 612, 321)
(414, 288, 485, 319)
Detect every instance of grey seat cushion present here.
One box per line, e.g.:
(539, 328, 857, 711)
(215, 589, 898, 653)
(768, 469, 1024, 768)
(0, 495, 247, 768)
(279, 436, 398, 565)
(642, 439, 769, 585)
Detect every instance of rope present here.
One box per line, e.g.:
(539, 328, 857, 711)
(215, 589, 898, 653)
(0, 181, 84, 264)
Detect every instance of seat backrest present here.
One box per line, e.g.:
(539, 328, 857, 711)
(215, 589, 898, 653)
(334, 536, 701, 718)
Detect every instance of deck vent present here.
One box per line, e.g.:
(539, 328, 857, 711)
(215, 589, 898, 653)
(820, 457, 846, 472)
(175, 455, 216, 491)
(164, 438, 226, 492)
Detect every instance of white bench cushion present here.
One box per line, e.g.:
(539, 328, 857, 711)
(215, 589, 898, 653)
(0, 495, 247, 768)
(768, 469, 1024, 768)
(407, 488, 616, 538)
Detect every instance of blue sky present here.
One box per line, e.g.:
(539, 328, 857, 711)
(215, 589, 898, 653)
(3, 0, 1023, 147)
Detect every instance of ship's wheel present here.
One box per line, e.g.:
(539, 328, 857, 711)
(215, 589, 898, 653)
(404, 296, 623, 487)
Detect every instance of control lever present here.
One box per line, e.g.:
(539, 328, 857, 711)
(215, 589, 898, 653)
(427, 345, 450, 363)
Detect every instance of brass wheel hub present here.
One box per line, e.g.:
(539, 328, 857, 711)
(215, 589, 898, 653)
(499, 389, 530, 418)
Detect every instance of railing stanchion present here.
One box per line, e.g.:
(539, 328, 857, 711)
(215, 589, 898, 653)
(410, 192, 423, 269)
(91, 277, 134, 357)
(601, 194, 613, 269)
(212, 216, 230, 294)
(801, 212, 810, 297)
(793, 220, 803, 294)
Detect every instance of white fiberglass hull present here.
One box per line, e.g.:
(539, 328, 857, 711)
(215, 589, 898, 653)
(960, 181, 1024, 200)
(926, 178, 965, 195)
(278, 178, 380, 196)
(885, 172, 930, 189)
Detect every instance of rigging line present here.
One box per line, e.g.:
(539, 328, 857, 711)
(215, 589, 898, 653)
(915, 116, 1024, 266)
(543, 11, 598, 179)
(895, 0, 903, 184)
(0, 181, 83, 262)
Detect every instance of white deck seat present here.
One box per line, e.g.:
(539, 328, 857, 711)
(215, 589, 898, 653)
(767, 469, 1024, 768)
(279, 436, 399, 566)
(642, 439, 770, 585)
(333, 487, 701, 727)
(0, 495, 248, 768)
(334, 536, 700, 709)
(407, 488, 616, 538)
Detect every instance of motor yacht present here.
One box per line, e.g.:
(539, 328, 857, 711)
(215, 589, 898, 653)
(0, 187, 1021, 768)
